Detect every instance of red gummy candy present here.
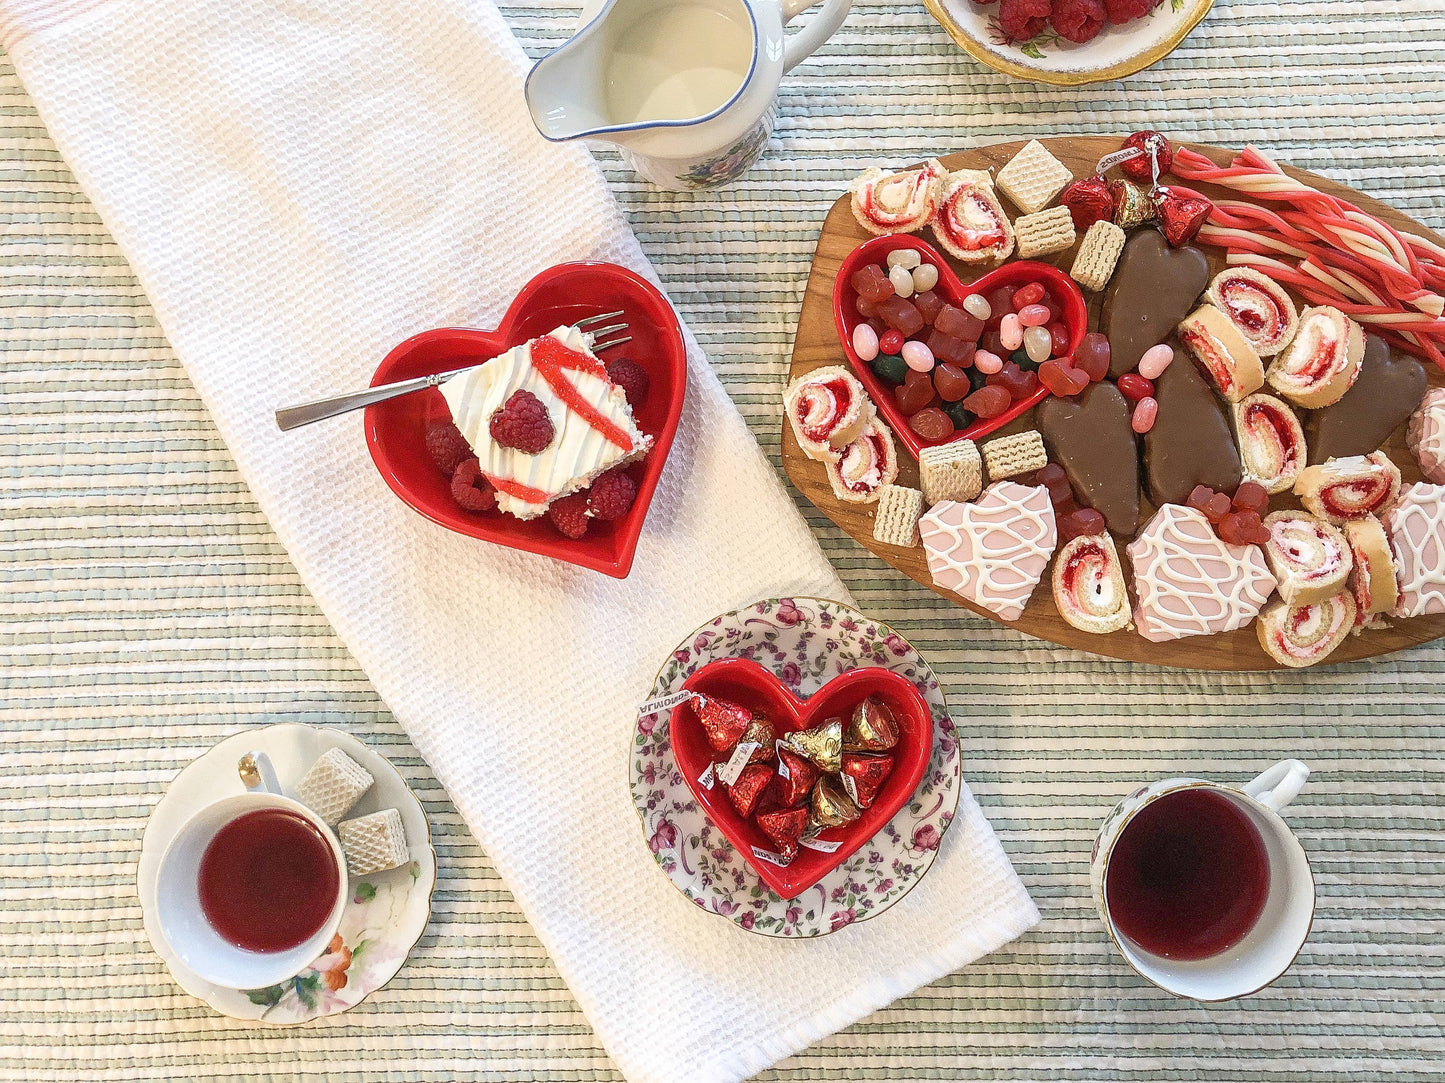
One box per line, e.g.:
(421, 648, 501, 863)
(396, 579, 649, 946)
(605, 358, 650, 408)
(913, 290, 943, 324)
(1204, 492, 1233, 524)
(450, 458, 497, 512)
(1073, 332, 1111, 382)
(878, 296, 925, 337)
(1218, 510, 1268, 547)
(728, 764, 774, 818)
(933, 362, 974, 401)
(1037, 462, 1074, 507)
(587, 468, 638, 521)
(1012, 282, 1045, 310)
(1050, 0, 1106, 43)
(909, 406, 955, 442)
(756, 806, 808, 852)
(855, 296, 879, 319)
(851, 263, 894, 304)
(986, 286, 1016, 321)
(1119, 129, 1173, 181)
(998, 0, 1050, 40)
(1186, 484, 1217, 514)
(963, 385, 1011, 419)
(880, 328, 906, 354)
(1117, 373, 1156, 401)
(980, 328, 1007, 358)
(895, 368, 936, 415)
(1232, 480, 1270, 515)
(927, 329, 975, 367)
(489, 389, 555, 454)
(426, 420, 473, 477)
(935, 304, 985, 342)
(1038, 358, 1090, 397)
(1059, 506, 1107, 540)
(777, 748, 820, 807)
(841, 753, 895, 809)
(547, 491, 590, 539)
(988, 360, 1035, 400)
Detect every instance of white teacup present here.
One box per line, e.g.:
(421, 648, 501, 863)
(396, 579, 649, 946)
(154, 755, 347, 990)
(1090, 759, 1315, 1001)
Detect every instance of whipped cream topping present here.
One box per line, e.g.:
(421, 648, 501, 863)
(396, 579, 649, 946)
(441, 326, 650, 520)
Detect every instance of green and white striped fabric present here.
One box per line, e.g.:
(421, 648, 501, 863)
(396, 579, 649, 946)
(3, 0, 1444, 1079)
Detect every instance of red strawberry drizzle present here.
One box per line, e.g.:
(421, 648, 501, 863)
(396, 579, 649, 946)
(529, 335, 635, 452)
(485, 474, 554, 505)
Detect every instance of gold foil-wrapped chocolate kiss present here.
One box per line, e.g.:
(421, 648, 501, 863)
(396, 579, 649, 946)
(810, 776, 862, 828)
(845, 695, 899, 752)
(783, 717, 843, 774)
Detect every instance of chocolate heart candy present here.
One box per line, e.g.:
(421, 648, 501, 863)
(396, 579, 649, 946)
(1036, 381, 1140, 535)
(1102, 230, 1211, 378)
(1307, 334, 1427, 464)
(1144, 337, 1243, 506)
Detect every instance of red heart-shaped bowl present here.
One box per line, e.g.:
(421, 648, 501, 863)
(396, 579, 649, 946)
(364, 262, 686, 578)
(670, 657, 933, 900)
(833, 235, 1088, 460)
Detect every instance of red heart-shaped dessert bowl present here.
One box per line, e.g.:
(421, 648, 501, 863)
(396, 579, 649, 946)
(364, 262, 686, 578)
(833, 235, 1088, 459)
(670, 657, 933, 900)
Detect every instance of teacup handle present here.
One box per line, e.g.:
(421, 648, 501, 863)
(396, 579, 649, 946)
(1242, 759, 1310, 812)
(238, 750, 283, 795)
(781, 0, 852, 73)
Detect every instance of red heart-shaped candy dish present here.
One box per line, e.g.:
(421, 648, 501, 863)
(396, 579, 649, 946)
(670, 657, 933, 900)
(364, 262, 686, 578)
(833, 235, 1088, 459)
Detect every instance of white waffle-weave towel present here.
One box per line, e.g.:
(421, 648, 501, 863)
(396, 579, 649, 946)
(0, 1, 1038, 1078)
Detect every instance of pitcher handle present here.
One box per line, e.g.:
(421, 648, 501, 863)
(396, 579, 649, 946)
(781, 0, 852, 73)
(1242, 759, 1310, 812)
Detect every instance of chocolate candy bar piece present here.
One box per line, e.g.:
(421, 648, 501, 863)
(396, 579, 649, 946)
(1144, 337, 1243, 506)
(1307, 334, 1427, 464)
(1101, 230, 1211, 378)
(1036, 381, 1140, 535)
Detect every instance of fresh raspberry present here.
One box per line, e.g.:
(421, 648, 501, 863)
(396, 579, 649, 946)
(547, 492, 590, 539)
(1051, 0, 1106, 42)
(606, 358, 650, 409)
(587, 468, 638, 521)
(998, 0, 1050, 41)
(489, 389, 554, 454)
(425, 420, 472, 477)
(450, 458, 497, 512)
(1104, 0, 1153, 22)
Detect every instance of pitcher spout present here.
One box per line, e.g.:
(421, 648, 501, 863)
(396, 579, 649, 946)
(524, 0, 625, 143)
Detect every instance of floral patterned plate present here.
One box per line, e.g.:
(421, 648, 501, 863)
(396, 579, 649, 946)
(924, 0, 1214, 86)
(632, 597, 961, 938)
(137, 723, 436, 1023)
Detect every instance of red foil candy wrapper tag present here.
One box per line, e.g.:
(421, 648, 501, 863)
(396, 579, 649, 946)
(1060, 176, 1114, 232)
(1154, 186, 1213, 246)
(1110, 179, 1154, 230)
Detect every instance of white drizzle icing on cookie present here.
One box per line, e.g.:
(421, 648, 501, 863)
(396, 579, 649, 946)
(919, 482, 1056, 622)
(1384, 482, 1445, 618)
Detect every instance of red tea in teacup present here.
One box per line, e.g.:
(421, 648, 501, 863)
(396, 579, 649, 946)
(198, 808, 341, 953)
(1105, 788, 1270, 960)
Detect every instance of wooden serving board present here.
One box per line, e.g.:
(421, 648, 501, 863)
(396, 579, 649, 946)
(784, 137, 1445, 670)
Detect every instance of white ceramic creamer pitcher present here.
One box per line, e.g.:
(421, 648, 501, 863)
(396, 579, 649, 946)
(525, 0, 852, 190)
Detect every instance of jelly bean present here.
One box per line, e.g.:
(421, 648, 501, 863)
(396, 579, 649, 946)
(935, 305, 984, 342)
(1048, 322, 1071, 358)
(1117, 373, 1155, 401)
(913, 290, 943, 324)
(879, 328, 905, 354)
(962, 384, 1011, 419)
(1131, 395, 1158, 434)
(887, 248, 922, 271)
(889, 264, 915, 298)
(1023, 326, 1052, 363)
(1038, 358, 1090, 398)
(1012, 282, 1045, 309)
(852, 322, 880, 362)
(895, 368, 936, 415)
(1232, 481, 1270, 515)
(911, 263, 939, 293)
(851, 264, 893, 303)
(1138, 342, 1175, 380)
(926, 330, 974, 367)
(1060, 507, 1108, 540)
(1072, 332, 1111, 382)
(933, 362, 973, 401)
(872, 353, 908, 385)
(902, 339, 936, 372)
(999, 314, 1024, 351)
(909, 406, 955, 442)
(878, 297, 924, 336)
(1018, 304, 1051, 328)
(973, 349, 1004, 375)
(962, 294, 992, 320)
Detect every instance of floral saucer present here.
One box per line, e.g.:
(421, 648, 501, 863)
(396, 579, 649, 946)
(137, 723, 436, 1023)
(632, 597, 961, 938)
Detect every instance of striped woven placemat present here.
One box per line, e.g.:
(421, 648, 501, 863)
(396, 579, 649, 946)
(2, 1, 1444, 1078)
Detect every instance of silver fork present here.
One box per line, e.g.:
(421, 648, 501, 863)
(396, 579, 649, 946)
(274, 311, 631, 431)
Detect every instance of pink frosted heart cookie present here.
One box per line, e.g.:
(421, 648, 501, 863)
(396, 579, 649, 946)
(919, 481, 1057, 622)
(1127, 504, 1277, 643)
(1384, 482, 1445, 618)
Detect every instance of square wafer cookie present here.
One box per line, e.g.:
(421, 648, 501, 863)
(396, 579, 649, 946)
(982, 430, 1047, 482)
(872, 484, 924, 547)
(295, 747, 374, 824)
(1070, 220, 1126, 292)
(995, 140, 1073, 215)
(1014, 206, 1076, 259)
(918, 440, 982, 505)
(339, 808, 409, 876)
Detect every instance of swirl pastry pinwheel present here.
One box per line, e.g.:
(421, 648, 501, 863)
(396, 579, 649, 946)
(1344, 515, 1398, 627)
(849, 159, 947, 236)
(1177, 304, 1264, 403)
(1256, 592, 1357, 668)
(1127, 504, 1276, 643)
(1294, 451, 1402, 524)
(1265, 305, 1365, 408)
(931, 171, 1015, 265)
(1384, 482, 1445, 618)
(783, 367, 874, 461)
(1261, 511, 1353, 605)
(824, 417, 898, 505)
(1206, 268, 1299, 357)
(1407, 387, 1445, 485)
(1233, 393, 1306, 495)
(1051, 533, 1131, 634)
(920, 482, 1057, 622)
